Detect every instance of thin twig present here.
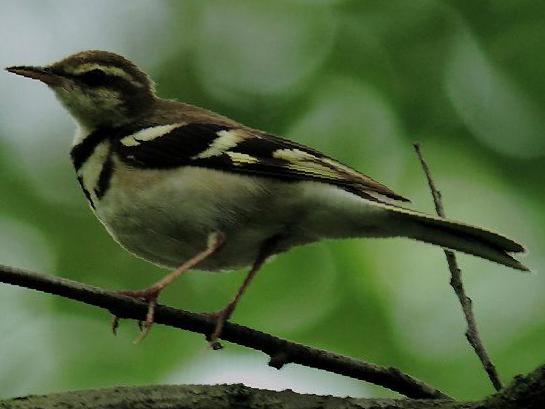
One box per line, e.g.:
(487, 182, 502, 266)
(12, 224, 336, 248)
(413, 143, 503, 391)
(0, 263, 449, 400)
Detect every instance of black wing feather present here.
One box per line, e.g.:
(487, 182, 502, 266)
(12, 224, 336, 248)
(114, 123, 410, 203)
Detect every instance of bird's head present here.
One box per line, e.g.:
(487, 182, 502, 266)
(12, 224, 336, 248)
(6, 50, 156, 129)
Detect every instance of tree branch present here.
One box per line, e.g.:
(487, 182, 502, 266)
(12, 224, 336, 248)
(1, 364, 543, 409)
(413, 143, 503, 391)
(0, 264, 449, 400)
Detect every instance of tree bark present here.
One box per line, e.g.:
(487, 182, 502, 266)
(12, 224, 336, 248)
(1, 365, 543, 409)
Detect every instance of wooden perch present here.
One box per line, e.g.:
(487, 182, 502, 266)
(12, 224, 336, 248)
(0, 264, 448, 400)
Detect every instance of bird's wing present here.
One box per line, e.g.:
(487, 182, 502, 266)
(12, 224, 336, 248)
(115, 122, 410, 204)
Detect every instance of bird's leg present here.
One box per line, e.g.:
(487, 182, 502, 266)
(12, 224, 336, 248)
(207, 236, 279, 348)
(115, 231, 225, 342)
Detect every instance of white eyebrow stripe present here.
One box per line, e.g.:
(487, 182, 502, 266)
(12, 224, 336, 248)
(67, 63, 143, 87)
(193, 129, 248, 159)
(120, 123, 184, 147)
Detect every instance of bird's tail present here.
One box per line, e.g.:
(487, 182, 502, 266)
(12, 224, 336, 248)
(382, 205, 529, 271)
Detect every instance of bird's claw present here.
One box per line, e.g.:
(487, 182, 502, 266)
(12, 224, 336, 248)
(203, 303, 235, 349)
(112, 288, 161, 343)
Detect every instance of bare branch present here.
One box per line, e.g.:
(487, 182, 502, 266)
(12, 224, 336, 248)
(0, 263, 449, 400)
(413, 143, 503, 391)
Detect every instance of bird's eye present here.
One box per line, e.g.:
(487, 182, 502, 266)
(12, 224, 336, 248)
(79, 69, 107, 86)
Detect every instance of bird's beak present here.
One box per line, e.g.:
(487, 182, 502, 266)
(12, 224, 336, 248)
(5, 65, 65, 87)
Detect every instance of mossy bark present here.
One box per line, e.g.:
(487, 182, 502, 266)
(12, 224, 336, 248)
(1, 365, 543, 409)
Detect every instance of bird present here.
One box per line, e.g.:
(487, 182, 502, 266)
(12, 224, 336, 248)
(6, 50, 528, 345)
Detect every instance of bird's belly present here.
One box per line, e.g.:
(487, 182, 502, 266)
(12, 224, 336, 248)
(94, 164, 299, 270)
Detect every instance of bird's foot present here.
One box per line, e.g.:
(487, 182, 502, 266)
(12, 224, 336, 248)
(203, 302, 236, 350)
(112, 287, 161, 343)
(110, 232, 227, 343)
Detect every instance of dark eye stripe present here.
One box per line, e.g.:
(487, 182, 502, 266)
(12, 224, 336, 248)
(79, 69, 108, 86)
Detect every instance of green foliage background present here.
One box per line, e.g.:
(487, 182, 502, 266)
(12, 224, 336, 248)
(0, 0, 543, 401)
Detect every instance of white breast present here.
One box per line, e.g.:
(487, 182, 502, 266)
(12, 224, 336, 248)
(94, 158, 290, 270)
(77, 145, 384, 272)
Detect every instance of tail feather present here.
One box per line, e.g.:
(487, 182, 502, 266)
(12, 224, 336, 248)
(383, 206, 529, 271)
